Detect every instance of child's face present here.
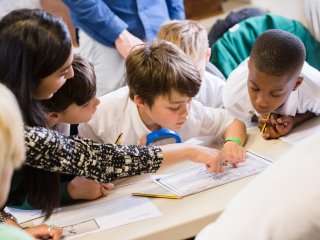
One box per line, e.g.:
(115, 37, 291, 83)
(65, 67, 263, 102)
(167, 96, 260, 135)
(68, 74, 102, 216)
(247, 60, 301, 115)
(137, 90, 191, 131)
(58, 97, 100, 124)
(34, 52, 74, 100)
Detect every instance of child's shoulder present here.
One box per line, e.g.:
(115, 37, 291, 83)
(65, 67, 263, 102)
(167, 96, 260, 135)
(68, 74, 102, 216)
(99, 87, 130, 108)
(301, 61, 320, 84)
(204, 71, 226, 86)
(224, 61, 248, 97)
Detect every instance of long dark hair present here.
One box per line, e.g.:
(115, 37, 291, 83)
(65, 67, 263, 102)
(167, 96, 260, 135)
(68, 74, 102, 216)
(0, 9, 72, 219)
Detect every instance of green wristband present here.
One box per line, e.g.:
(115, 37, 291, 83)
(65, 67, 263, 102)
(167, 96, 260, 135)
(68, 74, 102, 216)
(224, 136, 243, 146)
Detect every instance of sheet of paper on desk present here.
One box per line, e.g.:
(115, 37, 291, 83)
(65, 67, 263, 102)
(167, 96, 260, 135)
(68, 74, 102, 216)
(32, 195, 161, 239)
(153, 151, 272, 197)
(4, 207, 62, 224)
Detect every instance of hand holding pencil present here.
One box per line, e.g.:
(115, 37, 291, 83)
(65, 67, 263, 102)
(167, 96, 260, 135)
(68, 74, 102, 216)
(261, 114, 295, 139)
(260, 113, 271, 134)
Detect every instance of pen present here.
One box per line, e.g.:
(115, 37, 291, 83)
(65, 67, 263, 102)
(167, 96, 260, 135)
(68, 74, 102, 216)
(261, 113, 271, 133)
(114, 133, 123, 144)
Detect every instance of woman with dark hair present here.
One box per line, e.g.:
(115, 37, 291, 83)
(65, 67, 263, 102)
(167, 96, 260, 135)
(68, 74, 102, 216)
(0, 8, 74, 222)
(0, 9, 224, 235)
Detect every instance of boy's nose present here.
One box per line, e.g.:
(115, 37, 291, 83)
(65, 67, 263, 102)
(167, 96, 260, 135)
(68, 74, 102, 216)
(255, 93, 268, 107)
(180, 103, 190, 118)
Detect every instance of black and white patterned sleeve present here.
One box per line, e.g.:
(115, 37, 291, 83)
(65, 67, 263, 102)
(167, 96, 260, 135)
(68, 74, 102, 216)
(24, 126, 163, 183)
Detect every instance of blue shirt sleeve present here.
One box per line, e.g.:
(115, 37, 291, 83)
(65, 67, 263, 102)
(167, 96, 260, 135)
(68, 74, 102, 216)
(63, 0, 128, 46)
(165, 0, 186, 20)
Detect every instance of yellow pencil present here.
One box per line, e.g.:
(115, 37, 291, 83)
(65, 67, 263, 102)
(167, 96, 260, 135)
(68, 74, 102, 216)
(114, 133, 123, 144)
(261, 113, 271, 133)
(132, 193, 181, 199)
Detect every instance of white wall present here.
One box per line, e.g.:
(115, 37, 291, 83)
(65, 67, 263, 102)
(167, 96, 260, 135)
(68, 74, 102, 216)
(250, 0, 307, 25)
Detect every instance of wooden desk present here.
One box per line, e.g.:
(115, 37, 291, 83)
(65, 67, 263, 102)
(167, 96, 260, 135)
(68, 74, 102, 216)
(32, 125, 295, 240)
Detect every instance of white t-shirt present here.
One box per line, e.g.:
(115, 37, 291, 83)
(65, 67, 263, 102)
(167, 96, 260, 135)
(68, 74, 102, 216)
(78, 86, 234, 145)
(195, 71, 225, 108)
(223, 59, 320, 127)
(196, 133, 320, 240)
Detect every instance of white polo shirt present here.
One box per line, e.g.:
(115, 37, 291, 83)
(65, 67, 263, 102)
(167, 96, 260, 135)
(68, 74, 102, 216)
(78, 86, 234, 145)
(196, 134, 320, 240)
(195, 71, 226, 108)
(223, 59, 320, 127)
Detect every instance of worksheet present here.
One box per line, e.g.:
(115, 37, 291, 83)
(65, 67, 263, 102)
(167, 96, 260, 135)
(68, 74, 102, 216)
(4, 207, 62, 224)
(153, 151, 272, 197)
(32, 195, 161, 239)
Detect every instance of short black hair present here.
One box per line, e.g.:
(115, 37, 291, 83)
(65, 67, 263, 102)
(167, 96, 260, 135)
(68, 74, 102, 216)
(41, 54, 96, 113)
(250, 29, 306, 76)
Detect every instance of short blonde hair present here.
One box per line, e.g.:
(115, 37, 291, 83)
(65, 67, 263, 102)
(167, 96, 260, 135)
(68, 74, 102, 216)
(0, 83, 25, 171)
(158, 20, 208, 63)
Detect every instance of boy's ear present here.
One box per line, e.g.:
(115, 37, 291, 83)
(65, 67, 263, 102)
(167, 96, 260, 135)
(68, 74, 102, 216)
(293, 75, 304, 91)
(46, 112, 60, 125)
(205, 48, 211, 63)
(133, 95, 147, 108)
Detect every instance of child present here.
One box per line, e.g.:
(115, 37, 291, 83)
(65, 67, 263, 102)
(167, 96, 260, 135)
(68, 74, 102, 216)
(223, 29, 320, 139)
(0, 84, 62, 240)
(1, 9, 228, 220)
(41, 54, 113, 203)
(79, 40, 247, 164)
(157, 19, 226, 108)
(42, 54, 100, 133)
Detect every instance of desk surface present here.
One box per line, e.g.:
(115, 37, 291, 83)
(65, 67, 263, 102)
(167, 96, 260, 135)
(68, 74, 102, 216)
(30, 117, 320, 240)
(60, 126, 296, 240)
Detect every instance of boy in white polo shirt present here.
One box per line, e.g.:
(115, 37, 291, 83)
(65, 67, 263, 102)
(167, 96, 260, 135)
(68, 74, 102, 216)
(223, 29, 320, 139)
(79, 40, 247, 164)
(157, 19, 226, 108)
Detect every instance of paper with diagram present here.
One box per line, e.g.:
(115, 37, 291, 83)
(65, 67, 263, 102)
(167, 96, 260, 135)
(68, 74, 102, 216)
(32, 195, 161, 239)
(152, 151, 272, 197)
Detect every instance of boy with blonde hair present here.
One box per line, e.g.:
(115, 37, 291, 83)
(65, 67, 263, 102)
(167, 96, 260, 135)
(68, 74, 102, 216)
(79, 41, 246, 166)
(0, 84, 62, 239)
(158, 19, 226, 108)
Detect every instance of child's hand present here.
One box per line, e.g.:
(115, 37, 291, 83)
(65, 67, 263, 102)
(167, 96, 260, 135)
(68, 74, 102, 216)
(188, 145, 224, 173)
(258, 113, 273, 130)
(67, 176, 114, 200)
(220, 141, 246, 168)
(262, 115, 294, 139)
(25, 224, 63, 240)
(188, 145, 246, 173)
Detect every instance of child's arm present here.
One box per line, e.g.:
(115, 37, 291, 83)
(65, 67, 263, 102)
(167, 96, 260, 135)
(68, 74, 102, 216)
(261, 112, 315, 139)
(221, 119, 247, 166)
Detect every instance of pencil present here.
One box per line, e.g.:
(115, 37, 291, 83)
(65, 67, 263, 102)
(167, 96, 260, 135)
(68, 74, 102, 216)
(114, 133, 123, 144)
(132, 193, 181, 199)
(261, 113, 271, 133)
